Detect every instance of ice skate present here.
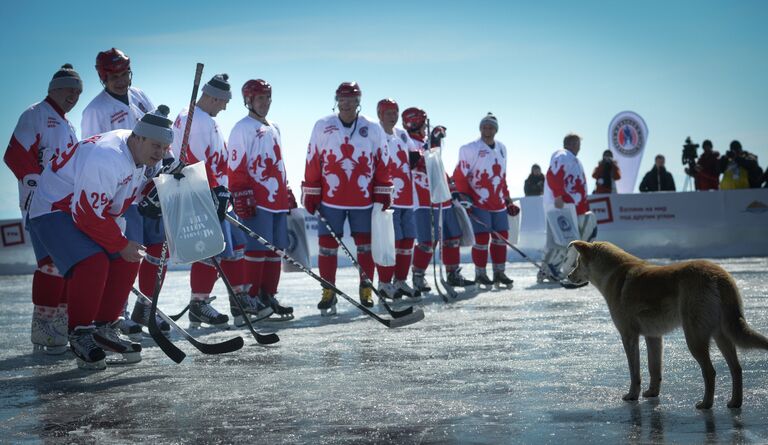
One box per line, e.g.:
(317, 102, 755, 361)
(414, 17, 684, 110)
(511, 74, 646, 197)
(493, 270, 514, 289)
(93, 321, 142, 364)
(189, 298, 230, 329)
(377, 282, 397, 301)
(474, 269, 494, 290)
(130, 300, 171, 338)
(412, 272, 431, 294)
(393, 280, 419, 299)
(31, 307, 69, 355)
(318, 288, 338, 316)
(230, 292, 273, 327)
(537, 263, 563, 285)
(446, 268, 475, 287)
(359, 285, 374, 308)
(261, 293, 294, 321)
(69, 326, 107, 371)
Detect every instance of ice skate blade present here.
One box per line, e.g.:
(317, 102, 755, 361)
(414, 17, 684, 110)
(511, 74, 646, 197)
(493, 283, 513, 290)
(320, 306, 337, 317)
(189, 321, 230, 330)
(76, 357, 107, 371)
(263, 313, 295, 322)
(33, 343, 69, 355)
(105, 351, 141, 365)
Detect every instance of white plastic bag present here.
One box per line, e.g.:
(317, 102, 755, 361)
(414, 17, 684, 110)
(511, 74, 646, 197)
(545, 203, 579, 247)
(155, 161, 225, 264)
(453, 205, 475, 247)
(507, 200, 521, 245)
(425, 147, 452, 203)
(371, 203, 395, 266)
(283, 209, 311, 272)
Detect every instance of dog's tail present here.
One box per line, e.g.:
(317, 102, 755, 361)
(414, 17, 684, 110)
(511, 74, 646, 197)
(720, 274, 768, 350)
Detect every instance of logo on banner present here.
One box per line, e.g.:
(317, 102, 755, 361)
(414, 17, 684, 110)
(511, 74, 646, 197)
(610, 115, 646, 157)
(1, 222, 24, 247)
(744, 201, 768, 214)
(588, 196, 614, 224)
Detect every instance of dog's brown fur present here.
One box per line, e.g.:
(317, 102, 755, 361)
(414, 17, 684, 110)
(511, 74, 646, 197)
(568, 240, 768, 409)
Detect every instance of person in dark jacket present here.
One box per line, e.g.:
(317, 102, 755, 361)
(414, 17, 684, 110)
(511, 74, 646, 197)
(524, 163, 545, 196)
(690, 139, 720, 190)
(639, 155, 676, 192)
(591, 150, 621, 194)
(717, 140, 763, 189)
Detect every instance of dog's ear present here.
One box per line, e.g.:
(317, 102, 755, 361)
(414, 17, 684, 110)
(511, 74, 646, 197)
(569, 240, 591, 257)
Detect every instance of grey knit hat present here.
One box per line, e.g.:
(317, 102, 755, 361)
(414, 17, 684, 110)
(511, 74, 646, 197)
(480, 112, 498, 130)
(133, 105, 174, 145)
(48, 64, 83, 92)
(202, 73, 232, 100)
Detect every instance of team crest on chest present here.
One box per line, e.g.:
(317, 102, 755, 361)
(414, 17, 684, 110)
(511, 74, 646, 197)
(359, 126, 368, 138)
(138, 102, 147, 113)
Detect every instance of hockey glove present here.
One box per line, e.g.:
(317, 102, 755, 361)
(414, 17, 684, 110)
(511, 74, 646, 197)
(20, 173, 40, 212)
(232, 189, 256, 218)
(430, 125, 447, 148)
(287, 186, 299, 211)
(211, 185, 231, 222)
(452, 192, 473, 209)
(301, 181, 322, 215)
(373, 185, 393, 210)
(505, 198, 520, 216)
(138, 182, 163, 219)
(408, 150, 422, 169)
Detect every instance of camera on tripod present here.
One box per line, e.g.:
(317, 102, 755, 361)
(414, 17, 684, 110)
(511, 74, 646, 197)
(682, 136, 699, 177)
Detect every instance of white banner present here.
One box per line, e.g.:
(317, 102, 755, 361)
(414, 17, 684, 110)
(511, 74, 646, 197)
(608, 111, 648, 193)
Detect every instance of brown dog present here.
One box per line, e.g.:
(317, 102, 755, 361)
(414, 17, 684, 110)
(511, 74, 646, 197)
(568, 240, 768, 409)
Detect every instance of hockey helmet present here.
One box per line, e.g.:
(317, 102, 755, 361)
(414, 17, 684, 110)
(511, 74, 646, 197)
(242, 79, 272, 100)
(401, 107, 427, 131)
(377, 98, 399, 114)
(95, 48, 131, 81)
(335, 81, 361, 99)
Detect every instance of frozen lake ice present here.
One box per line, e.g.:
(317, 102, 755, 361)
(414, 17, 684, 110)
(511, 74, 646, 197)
(1, 258, 767, 444)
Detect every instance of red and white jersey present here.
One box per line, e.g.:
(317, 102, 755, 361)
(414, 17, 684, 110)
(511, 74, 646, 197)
(453, 139, 510, 212)
(171, 106, 228, 189)
(81, 87, 154, 138)
(544, 148, 589, 214)
(384, 127, 417, 209)
(228, 116, 289, 212)
(3, 97, 78, 211)
(29, 130, 147, 253)
(408, 134, 432, 209)
(304, 114, 391, 209)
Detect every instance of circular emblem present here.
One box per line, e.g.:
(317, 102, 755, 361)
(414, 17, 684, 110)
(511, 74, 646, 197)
(557, 215, 572, 232)
(286, 229, 298, 252)
(359, 126, 369, 138)
(608, 111, 647, 157)
(400, 132, 407, 143)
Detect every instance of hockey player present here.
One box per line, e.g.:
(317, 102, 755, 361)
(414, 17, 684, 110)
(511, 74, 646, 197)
(81, 47, 165, 338)
(3, 64, 81, 354)
(229, 79, 296, 322)
(302, 82, 393, 314)
(453, 113, 519, 289)
(26, 106, 174, 370)
(374, 98, 419, 299)
(539, 133, 596, 283)
(404, 107, 473, 293)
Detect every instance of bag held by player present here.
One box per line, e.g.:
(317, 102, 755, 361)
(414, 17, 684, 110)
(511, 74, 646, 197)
(507, 199, 521, 245)
(453, 205, 474, 247)
(371, 203, 396, 267)
(425, 147, 452, 203)
(283, 209, 311, 272)
(155, 161, 225, 263)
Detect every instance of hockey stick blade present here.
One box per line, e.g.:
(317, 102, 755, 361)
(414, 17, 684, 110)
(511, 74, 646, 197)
(210, 257, 280, 345)
(145, 244, 186, 363)
(440, 279, 459, 299)
(560, 280, 589, 289)
(385, 307, 425, 328)
(168, 304, 189, 321)
(132, 288, 245, 355)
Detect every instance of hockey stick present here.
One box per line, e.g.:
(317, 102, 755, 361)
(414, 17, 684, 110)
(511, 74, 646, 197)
(423, 120, 452, 302)
(132, 288, 244, 355)
(145, 242, 186, 363)
(228, 215, 424, 329)
(210, 257, 280, 345)
(466, 212, 588, 289)
(314, 211, 414, 318)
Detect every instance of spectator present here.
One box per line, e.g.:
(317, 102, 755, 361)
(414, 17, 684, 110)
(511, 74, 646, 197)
(639, 155, 676, 192)
(591, 149, 621, 194)
(718, 140, 763, 189)
(763, 166, 768, 188)
(689, 139, 720, 190)
(524, 164, 544, 196)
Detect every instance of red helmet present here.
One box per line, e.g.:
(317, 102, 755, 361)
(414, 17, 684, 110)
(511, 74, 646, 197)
(95, 48, 130, 81)
(242, 79, 272, 100)
(335, 81, 361, 99)
(377, 98, 398, 115)
(401, 107, 427, 131)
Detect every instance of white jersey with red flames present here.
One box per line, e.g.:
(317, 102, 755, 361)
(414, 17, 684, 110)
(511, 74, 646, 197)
(544, 148, 589, 214)
(171, 106, 228, 188)
(304, 114, 391, 209)
(81, 87, 154, 138)
(384, 127, 417, 209)
(3, 98, 78, 211)
(29, 130, 147, 253)
(453, 139, 510, 212)
(228, 116, 289, 212)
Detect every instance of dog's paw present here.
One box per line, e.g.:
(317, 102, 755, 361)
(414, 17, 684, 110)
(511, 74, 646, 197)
(622, 392, 639, 401)
(727, 398, 742, 409)
(642, 388, 660, 398)
(696, 400, 713, 410)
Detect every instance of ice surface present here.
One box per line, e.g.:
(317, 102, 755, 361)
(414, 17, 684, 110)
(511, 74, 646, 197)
(1, 258, 767, 444)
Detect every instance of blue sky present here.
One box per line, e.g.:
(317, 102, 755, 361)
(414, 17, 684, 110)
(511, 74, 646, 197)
(1, 0, 766, 219)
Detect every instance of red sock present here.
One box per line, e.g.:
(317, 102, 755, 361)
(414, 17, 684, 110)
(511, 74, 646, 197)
(472, 233, 490, 268)
(32, 258, 65, 308)
(412, 242, 434, 272)
(245, 251, 265, 297)
(190, 262, 218, 295)
(353, 233, 374, 283)
(95, 258, 141, 322)
(138, 243, 167, 298)
(442, 238, 461, 270)
(377, 265, 395, 283)
(394, 238, 414, 281)
(490, 231, 508, 267)
(261, 253, 282, 294)
(318, 235, 339, 284)
(67, 253, 110, 329)
(220, 258, 244, 288)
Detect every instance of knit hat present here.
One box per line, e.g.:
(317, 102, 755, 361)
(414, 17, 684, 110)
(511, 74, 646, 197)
(480, 112, 498, 130)
(202, 73, 232, 100)
(48, 64, 82, 92)
(133, 105, 174, 145)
